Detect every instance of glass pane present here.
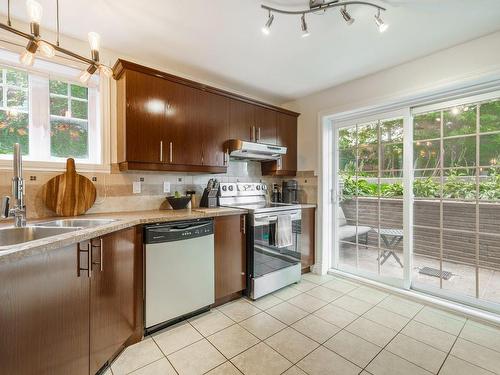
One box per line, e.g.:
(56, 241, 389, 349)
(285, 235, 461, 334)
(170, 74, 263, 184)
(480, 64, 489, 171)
(414, 111, 440, 140)
(357, 122, 378, 146)
(339, 148, 356, 175)
(358, 145, 378, 174)
(479, 234, 500, 305)
(443, 201, 475, 232)
(414, 196, 440, 228)
(381, 142, 403, 171)
(443, 169, 476, 200)
(49, 80, 67, 95)
(443, 105, 476, 137)
(443, 136, 476, 168)
(0, 110, 29, 154)
(414, 140, 440, 169)
(7, 88, 28, 111)
(480, 133, 500, 167)
(50, 96, 68, 116)
(380, 118, 403, 143)
(70, 84, 88, 99)
(71, 99, 88, 120)
(6, 68, 28, 88)
(50, 118, 88, 158)
(413, 227, 441, 289)
(480, 100, 500, 133)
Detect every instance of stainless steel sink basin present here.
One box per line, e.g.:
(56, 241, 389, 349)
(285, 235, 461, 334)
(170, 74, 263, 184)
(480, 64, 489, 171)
(34, 218, 117, 228)
(0, 226, 82, 249)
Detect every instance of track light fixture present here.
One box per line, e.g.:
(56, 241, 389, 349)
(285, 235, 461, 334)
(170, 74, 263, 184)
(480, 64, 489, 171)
(340, 6, 354, 25)
(374, 9, 389, 33)
(0, 0, 114, 83)
(262, 11, 274, 35)
(260, 0, 388, 37)
(301, 14, 310, 37)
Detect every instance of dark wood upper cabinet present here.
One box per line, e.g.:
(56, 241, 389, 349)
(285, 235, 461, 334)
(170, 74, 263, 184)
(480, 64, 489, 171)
(262, 112, 298, 176)
(254, 106, 277, 145)
(0, 244, 90, 375)
(90, 227, 141, 374)
(214, 214, 246, 303)
(114, 59, 299, 174)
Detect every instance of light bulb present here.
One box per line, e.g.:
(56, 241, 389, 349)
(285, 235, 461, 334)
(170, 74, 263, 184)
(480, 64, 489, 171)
(20, 50, 35, 66)
(88, 32, 101, 52)
(26, 0, 43, 23)
(38, 41, 55, 58)
(79, 70, 92, 84)
(99, 65, 113, 78)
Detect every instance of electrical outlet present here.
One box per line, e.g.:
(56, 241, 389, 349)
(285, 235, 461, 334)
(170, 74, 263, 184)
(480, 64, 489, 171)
(133, 181, 141, 194)
(163, 181, 171, 193)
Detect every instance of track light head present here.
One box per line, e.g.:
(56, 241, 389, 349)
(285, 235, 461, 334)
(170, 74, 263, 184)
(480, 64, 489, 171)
(262, 12, 274, 35)
(78, 64, 98, 84)
(301, 14, 310, 37)
(340, 6, 354, 25)
(374, 10, 388, 33)
(19, 39, 38, 66)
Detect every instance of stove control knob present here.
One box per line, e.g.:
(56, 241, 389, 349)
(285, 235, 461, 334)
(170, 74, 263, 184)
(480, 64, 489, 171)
(261, 184, 267, 191)
(256, 185, 260, 190)
(222, 185, 227, 191)
(228, 185, 234, 191)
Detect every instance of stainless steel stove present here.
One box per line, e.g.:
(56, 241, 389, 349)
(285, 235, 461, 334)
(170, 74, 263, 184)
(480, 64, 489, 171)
(219, 183, 302, 299)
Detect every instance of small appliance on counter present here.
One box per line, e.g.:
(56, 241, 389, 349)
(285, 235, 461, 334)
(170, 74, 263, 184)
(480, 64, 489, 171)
(282, 180, 299, 204)
(166, 192, 191, 210)
(271, 184, 282, 203)
(200, 178, 219, 208)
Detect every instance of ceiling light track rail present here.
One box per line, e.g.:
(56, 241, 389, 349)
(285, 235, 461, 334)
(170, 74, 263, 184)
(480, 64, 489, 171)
(1, 0, 113, 83)
(261, 1, 385, 15)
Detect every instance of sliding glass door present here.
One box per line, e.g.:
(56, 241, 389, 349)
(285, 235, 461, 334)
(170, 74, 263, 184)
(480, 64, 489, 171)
(411, 96, 500, 311)
(333, 111, 408, 287)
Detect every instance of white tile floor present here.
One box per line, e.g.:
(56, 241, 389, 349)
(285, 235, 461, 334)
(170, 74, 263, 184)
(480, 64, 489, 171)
(108, 274, 500, 375)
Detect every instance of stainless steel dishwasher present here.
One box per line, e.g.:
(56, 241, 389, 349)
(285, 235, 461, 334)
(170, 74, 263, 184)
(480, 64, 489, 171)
(144, 218, 214, 333)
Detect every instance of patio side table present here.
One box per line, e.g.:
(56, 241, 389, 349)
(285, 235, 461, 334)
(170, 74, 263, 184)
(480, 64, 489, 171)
(373, 228, 404, 268)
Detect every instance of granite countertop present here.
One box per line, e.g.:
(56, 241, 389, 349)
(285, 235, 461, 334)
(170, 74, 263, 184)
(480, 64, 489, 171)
(0, 207, 247, 264)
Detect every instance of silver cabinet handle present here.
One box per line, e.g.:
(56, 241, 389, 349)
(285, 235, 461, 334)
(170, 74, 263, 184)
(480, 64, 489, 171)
(77, 242, 91, 278)
(277, 156, 282, 170)
(252, 126, 256, 142)
(160, 141, 163, 162)
(169, 142, 173, 163)
(257, 127, 261, 142)
(91, 238, 103, 272)
(224, 149, 229, 166)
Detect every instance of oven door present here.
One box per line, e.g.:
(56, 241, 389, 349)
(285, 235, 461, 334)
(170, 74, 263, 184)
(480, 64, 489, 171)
(248, 210, 302, 298)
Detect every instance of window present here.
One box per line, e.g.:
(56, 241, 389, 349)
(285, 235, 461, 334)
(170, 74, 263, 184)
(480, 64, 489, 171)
(0, 51, 101, 166)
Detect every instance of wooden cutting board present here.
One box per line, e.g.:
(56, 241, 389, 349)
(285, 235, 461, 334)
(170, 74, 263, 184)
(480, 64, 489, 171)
(43, 158, 97, 216)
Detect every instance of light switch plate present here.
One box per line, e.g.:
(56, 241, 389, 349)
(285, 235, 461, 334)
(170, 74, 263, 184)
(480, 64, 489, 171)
(163, 181, 171, 193)
(133, 181, 141, 194)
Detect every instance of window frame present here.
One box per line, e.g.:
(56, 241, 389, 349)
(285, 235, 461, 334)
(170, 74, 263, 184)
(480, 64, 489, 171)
(0, 47, 109, 172)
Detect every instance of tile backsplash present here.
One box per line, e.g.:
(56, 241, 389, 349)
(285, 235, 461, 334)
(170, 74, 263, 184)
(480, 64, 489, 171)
(0, 161, 294, 219)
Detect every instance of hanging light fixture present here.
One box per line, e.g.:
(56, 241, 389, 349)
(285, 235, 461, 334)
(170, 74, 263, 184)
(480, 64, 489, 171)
(260, 0, 388, 38)
(374, 9, 389, 33)
(300, 14, 310, 37)
(0, 0, 114, 82)
(340, 6, 354, 25)
(262, 11, 274, 35)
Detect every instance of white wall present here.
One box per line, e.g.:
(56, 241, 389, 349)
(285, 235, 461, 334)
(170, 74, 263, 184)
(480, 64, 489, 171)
(282, 31, 500, 174)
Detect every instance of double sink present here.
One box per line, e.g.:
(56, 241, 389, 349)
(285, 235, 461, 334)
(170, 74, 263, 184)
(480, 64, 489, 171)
(0, 219, 117, 250)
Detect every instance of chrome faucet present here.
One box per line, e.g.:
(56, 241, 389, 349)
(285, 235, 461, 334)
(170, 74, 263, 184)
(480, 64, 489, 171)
(1, 143, 27, 227)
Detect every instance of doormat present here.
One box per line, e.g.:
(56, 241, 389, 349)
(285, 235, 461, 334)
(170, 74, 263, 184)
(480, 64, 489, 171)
(419, 267, 453, 280)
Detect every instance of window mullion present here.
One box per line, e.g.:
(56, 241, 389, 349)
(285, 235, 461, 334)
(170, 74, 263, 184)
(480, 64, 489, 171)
(28, 74, 50, 161)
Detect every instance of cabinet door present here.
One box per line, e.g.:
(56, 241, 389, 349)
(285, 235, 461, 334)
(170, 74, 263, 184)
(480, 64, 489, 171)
(125, 70, 166, 163)
(90, 228, 139, 374)
(0, 244, 90, 375)
(165, 81, 203, 166)
(301, 208, 315, 273)
(254, 106, 277, 145)
(229, 99, 255, 141)
(200, 92, 230, 167)
(214, 215, 246, 301)
(277, 113, 298, 172)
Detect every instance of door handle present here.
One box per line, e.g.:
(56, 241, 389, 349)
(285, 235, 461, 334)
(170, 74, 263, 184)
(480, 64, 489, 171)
(91, 238, 103, 272)
(77, 241, 91, 278)
(169, 142, 173, 163)
(160, 141, 163, 162)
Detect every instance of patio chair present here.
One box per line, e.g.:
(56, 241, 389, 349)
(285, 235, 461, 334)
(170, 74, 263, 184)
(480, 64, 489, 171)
(337, 207, 371, 247)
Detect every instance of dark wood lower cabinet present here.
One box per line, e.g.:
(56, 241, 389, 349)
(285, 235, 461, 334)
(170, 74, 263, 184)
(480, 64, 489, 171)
(0, 227, 143, 375)
(90, 227, 143, 374)
(0, 244, 90, 375)
(301, 207, 316, 273)
(214, 214, 246, 305)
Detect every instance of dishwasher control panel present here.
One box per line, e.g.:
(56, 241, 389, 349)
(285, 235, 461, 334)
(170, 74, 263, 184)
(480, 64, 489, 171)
(144, 218, 214, 244)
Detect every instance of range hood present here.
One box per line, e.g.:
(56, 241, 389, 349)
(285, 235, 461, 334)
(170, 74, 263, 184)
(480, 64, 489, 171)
(224, 140, 287, 161)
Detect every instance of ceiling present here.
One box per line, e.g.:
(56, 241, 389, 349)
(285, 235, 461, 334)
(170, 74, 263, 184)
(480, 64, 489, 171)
(2, 0, 500, 103)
